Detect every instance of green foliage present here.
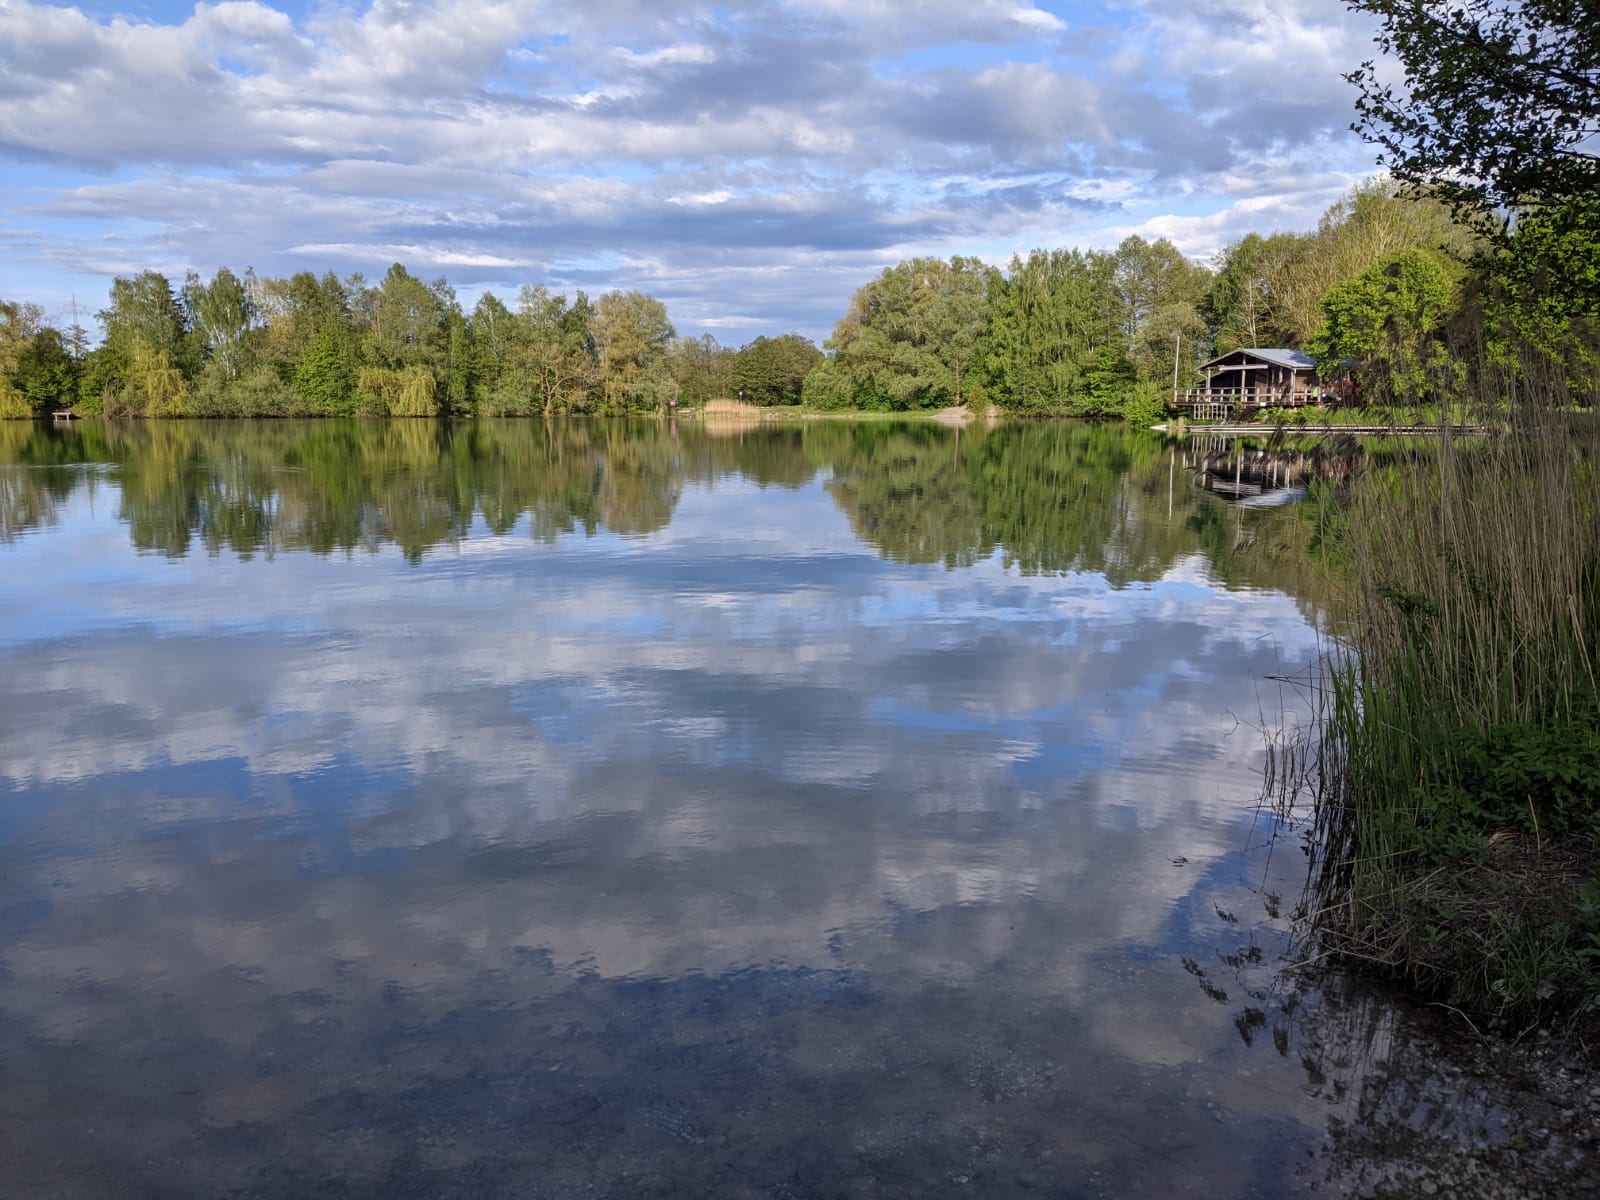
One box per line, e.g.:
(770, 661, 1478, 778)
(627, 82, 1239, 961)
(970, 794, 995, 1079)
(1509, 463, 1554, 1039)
(468, 292, 515, 399)
(75, 347, 120, 414)
(120, 344, 191, 417)
(1313, 410, 1600, 1018)
(296, 317, 359, 416)
(1, 299, 49, 417)
(972, 235, 1208, 416)
(189, 366, 303, 417)
(1481, 199, 1600, 395)
(185, 266, 254, 380)
(667, 333, 733, 407)
(101, 270, 193, 381)
(1305, 247, 1466, 398)
(1113, 236, 1211, 384)
(1347, 1, 1600, 231)
(1121, 381, 1167, 428)
(442, 307, 472, 414)
(731, 333, 821, 405)
(1347, 0, 1600, 360)
(625, 361, 678, 412)
(364, 263, 447, 371)
(1206, 232, 1309, 350)
(493, 285, 598, 416)
(824, 256, 997, 409)
(982, 247, 1128, 415)
(1208, 182, 1476, 353)
(0, 174, 1544, 426)
(1435, 720, 1600, 843)
(592, 290, 674, 412)
(800, 357, 855, 411)
(0, 383, 29, 419)
(14, 327, 78, 413)
(357, 365, 437, 417)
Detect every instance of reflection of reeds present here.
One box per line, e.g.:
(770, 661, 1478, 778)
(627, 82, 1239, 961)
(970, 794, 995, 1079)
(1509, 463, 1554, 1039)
(698, 396, 765, 437)
(1296, 396, 1600, 1021)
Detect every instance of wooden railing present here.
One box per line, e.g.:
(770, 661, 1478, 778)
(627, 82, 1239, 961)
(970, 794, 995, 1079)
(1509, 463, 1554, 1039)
(1171, 386, 1329, 422)
(1172, 386, 1325, 407)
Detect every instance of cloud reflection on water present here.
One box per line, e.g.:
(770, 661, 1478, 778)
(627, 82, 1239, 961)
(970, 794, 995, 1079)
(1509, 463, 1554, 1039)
(0, 420, 1408, 1198)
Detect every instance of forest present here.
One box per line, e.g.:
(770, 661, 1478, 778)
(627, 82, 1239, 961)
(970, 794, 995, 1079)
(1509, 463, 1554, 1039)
(4, 176, 1591, 423)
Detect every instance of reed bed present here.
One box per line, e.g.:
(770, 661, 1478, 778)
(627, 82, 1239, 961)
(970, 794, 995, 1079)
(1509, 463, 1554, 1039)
(1309, 397, 1600, 1021)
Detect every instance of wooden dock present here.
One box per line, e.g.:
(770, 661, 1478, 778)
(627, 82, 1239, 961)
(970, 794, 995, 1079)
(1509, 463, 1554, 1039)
(1157, 423, 1486, 436)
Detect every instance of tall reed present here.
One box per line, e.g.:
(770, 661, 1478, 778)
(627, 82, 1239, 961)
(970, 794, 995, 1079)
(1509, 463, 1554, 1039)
(1313, 380, 1600, 1014)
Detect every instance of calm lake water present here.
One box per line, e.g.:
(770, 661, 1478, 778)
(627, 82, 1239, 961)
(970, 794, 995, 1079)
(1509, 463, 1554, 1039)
(0, 420, 1562, 1197)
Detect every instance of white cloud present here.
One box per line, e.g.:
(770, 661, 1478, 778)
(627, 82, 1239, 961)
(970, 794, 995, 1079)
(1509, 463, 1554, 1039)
(0, 0, 1391, 339)
(614, 40, 718, 67)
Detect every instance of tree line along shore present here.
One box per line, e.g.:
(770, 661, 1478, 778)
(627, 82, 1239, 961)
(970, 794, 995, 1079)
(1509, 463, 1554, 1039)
(4, 176, 1591, 426)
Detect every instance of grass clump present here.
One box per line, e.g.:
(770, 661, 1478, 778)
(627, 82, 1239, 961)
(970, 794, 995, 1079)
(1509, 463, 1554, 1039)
(1312, 403, 1600, 1022)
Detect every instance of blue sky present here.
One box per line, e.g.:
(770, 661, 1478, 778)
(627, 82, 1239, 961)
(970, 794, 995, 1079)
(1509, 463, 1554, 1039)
(0, 0, 1391, 343)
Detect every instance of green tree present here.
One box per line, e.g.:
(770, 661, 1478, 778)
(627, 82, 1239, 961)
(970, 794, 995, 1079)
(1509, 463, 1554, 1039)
(1480, 199, 1600, 392)
(291, 273, 359, 416)
(668, 333, 733, 406)
(442, 306, 472, 414)
(88, 270, 193, 410)
(731, 333, 822, 405)
(185, 266, 255, 381)
(102, 271, 189, 362)
(981, 248, 1130, 415)
(128, 342, 191, 416)
(490, 285, 598, 416)
(0, 300, 44, 418)
(1346, 1, 1600, 227)
(1305, 247, 1466, 397)
(800, 355, 854, 410)
(1346, 3, 1600, 393)
(469, 292, 515, 400)
(824, 257, 997, 409)
(592, 290, 674, 412)
(1112, 235, 1211, 384)
(14, 326, 78, 413)
(356, 365, 437, 416)
(1205, 184, 1476, 353)
(364, 263, 446, 372)
(1288, 181, 1477, 342)
(1205, 232, 1306, 351)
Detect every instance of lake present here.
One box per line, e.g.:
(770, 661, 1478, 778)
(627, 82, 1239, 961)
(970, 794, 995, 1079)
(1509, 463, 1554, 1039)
(0, 419, 1560, 1197)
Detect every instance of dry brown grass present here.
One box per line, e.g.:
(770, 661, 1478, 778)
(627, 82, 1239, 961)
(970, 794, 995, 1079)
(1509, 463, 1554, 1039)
(1326, 837, 1596, 1015)
(700, 396, 763, 417)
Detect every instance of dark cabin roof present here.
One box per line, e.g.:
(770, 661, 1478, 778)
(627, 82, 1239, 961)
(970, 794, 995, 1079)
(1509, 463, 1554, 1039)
(1200, 347, 1316, 371)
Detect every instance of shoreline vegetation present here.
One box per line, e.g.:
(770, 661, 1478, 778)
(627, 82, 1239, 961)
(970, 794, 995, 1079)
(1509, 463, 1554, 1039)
(1284, 0, 1600, 1035)
(1277, 400, 1600, 1031)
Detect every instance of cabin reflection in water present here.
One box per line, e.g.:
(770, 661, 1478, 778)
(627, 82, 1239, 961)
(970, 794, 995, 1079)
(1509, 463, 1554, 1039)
(1183, 437, 1355, 504)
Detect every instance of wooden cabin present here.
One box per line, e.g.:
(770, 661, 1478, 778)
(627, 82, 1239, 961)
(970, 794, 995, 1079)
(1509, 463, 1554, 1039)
(1173, 348, 1328, 419)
